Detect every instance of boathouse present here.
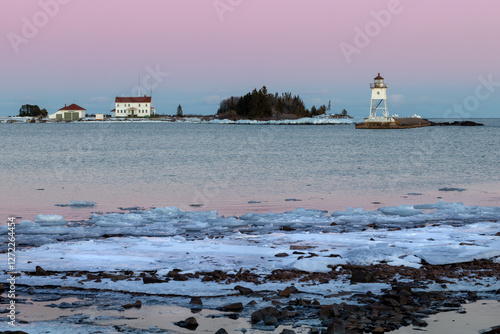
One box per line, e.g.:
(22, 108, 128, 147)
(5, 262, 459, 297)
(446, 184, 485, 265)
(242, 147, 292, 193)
(49, 104, 86, 121)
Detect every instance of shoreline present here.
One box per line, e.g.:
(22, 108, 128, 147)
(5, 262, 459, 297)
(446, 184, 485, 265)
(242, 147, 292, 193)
(2, 197, 500, 333)
(3, 181, 499, 222)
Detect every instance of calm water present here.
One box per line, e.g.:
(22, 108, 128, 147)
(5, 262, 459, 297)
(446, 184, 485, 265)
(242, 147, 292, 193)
(1, 119, 499, 220)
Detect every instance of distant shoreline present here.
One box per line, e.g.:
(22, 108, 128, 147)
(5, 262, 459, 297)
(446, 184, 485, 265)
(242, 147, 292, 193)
(0, 116, 493, 125)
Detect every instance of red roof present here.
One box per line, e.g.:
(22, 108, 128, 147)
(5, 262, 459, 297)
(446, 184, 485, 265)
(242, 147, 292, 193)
(374, 73, 384, 80)
(115, 96, 152, 103)
(58, 103, 86, 111)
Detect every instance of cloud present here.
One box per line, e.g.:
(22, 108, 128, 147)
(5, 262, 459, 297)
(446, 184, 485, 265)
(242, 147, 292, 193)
(90, 97, 109, 103)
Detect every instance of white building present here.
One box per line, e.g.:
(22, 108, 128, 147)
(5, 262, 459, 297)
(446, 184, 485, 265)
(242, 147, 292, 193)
(49, 104, 86, 121)
(111, 96, 153, 118)
(365, 73, 395, 123)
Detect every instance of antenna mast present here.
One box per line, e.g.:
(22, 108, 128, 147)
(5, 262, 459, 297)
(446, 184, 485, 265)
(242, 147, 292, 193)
(138, 74, 141, 97)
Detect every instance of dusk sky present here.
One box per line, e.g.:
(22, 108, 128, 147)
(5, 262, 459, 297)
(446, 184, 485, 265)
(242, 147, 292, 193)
(2, 0, 500, 118)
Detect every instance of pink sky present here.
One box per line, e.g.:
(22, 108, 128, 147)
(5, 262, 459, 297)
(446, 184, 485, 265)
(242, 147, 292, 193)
(1, 0, 500, 117)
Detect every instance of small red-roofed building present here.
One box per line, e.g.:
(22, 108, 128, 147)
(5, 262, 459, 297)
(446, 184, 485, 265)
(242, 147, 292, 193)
(112, 95, 153, 118)
(49, 103, 86, 121)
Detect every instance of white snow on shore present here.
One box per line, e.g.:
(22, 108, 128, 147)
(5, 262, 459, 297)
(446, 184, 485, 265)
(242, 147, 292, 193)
(206, 117, 355, 125)
(1, 201, 499, 299)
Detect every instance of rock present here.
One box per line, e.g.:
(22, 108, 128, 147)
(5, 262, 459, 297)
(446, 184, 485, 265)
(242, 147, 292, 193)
(142, 276, 167, 284)
(482, 325, 500, 334)
(173, 274, 189, 281)
(326, 323, 345, 334)
(122, 300, 141, 309)
(167, 269, 181, 277)
(215, 329, 229, 334)
(278, 286, 299, 297)
(290, 245, 315, 250)
(373, 327, 385, 333)
(174, 317, 198, 330)
(35, 265, 48, 276)
(220, 302, 244, 311)
(189, 297, 203, 306)
(264, 315, 278, 325)
(382, 297, 400, 307)
(275, 252, 289, 257)
(281, 330, 296, 334)
(350, 268, 375, 283)
(57, 302, 73, 308)
(251, 306, 282, 324)
(412, 318, 428, 327)
(234, 285, 253, 295)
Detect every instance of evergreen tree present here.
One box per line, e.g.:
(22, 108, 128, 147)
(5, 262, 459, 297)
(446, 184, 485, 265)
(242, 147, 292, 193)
(177, 104, 183, 117)
(19, 104, 44, 117)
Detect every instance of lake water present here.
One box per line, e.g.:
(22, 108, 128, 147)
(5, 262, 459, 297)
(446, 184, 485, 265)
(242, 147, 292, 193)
(1, 119, 499, 220)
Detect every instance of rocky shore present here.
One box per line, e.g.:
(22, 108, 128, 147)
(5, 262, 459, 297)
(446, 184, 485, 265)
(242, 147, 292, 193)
(5, 259, 499, 333)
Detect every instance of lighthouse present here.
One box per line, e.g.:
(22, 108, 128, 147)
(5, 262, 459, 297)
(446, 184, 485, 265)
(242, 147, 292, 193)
(356, 73, 432, 129)
(369, 73, 390, 119)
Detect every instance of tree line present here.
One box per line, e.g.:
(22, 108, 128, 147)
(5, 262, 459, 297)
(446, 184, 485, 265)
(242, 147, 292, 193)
(18, 104, 47, 117)
(217, 86, 330, 120)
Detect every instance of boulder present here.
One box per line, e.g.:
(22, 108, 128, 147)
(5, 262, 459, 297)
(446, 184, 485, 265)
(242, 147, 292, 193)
(234, 285, 253, 295)
(122, 300, 141, 309)
(220, 302, 244, 311)
(251, 306, 282, 324)
(174, 317, 198, 330)
(189, 297, 203, 306)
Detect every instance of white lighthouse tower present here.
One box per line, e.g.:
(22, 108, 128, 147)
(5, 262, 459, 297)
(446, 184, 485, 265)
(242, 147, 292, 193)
(366, 73, 394, 123)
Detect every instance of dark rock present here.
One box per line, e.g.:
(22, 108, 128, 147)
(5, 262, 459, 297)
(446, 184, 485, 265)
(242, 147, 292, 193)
(251, 306, 282, 324)
(278, 286, 293, 297)
(482, 325, 500, 334)
(234, 285, 253, 295)
(167, 270, 181, 277)
(264, 315, 278, 325)
(189, 297, 202, 305)
(173, 274, 189, 281)
(122, 300, 141, 309)
(281, 330, 296, 334)
(275, 252, 289, 257)
(35, 266, 48, 276)
(174, 316, 198, 330)
(412, 318, 428, 327)
(220, 302, 244, 311)
(280, 226, 296, 231)
(326, 323, 345, 334)
(430, 120, 483, 126)
(382, 296, 400, 307)
(215, 329, 229, 334)
(142, 276, 167, 284)
(350, 268, 375, 283)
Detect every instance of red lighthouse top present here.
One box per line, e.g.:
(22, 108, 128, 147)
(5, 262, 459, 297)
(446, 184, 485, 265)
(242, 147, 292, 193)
(374, 73, 384, 80)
